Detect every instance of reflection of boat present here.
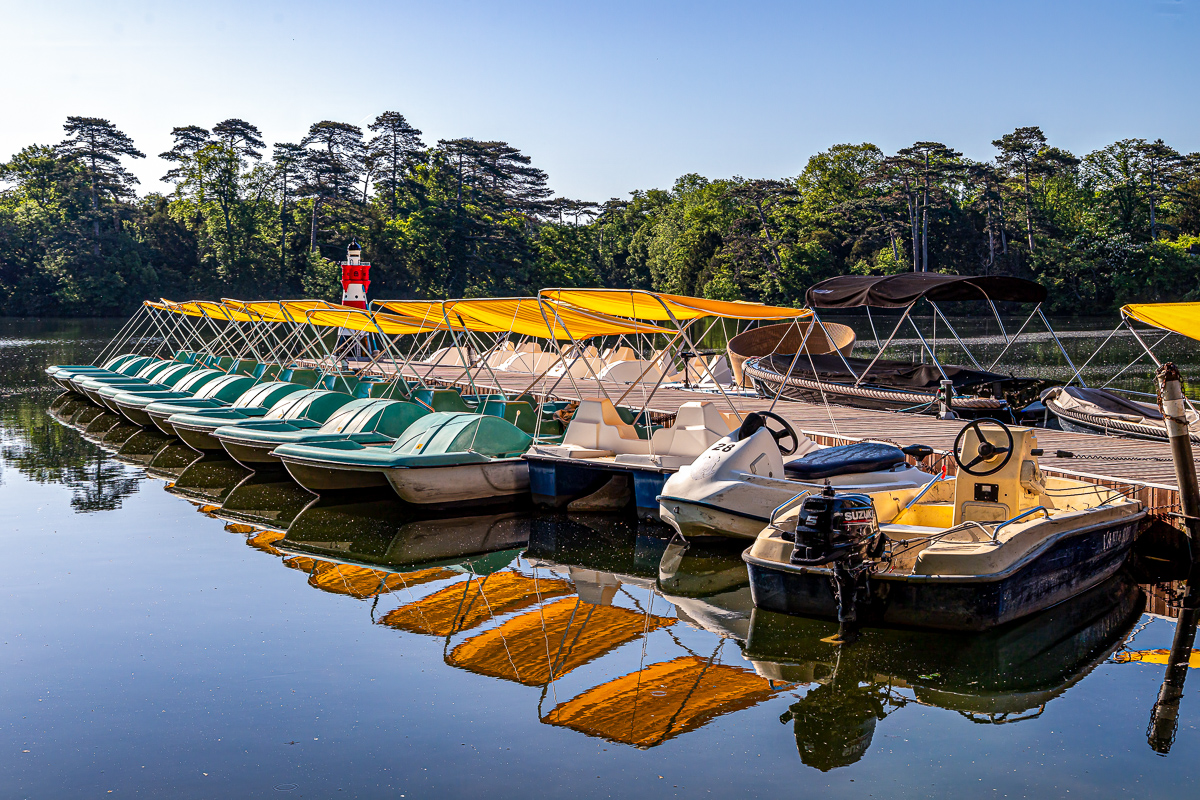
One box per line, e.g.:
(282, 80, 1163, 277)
(143, 442, 202, 481)
(212, 472, 319, 530)
(165, 455, 251, 504)
(745, 275, 1054, 418)
(114, 429, 176, 466)
(745, 573, 1142, 770)
(745, 421, 1145, 631)
(280, 496, 533, 571)
(657, 536, 754, 643)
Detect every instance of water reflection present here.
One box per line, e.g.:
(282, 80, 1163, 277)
(746, 573, 1144, 769)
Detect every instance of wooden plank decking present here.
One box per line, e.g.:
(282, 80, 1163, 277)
(342, 359, 1186, 518)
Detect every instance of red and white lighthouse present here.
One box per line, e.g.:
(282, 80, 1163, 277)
(341, 239, 370, 309)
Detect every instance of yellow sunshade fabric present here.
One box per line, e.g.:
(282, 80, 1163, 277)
(541, 656, 776, 747)
(237, 300, 345, 324)
(155, 299, 260, 322)
(1122, 303, 1200, 342)
(304, 308, 448, 335)
(541, 289, 811, 322)
(447, 596, 675, 686)
(380, 571, 574, 637)
(376, 298, 673, 339)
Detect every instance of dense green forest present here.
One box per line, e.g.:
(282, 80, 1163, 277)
(2, 113, 1198, 317)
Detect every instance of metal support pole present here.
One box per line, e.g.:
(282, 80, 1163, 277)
(1148, 361, 1200, 754)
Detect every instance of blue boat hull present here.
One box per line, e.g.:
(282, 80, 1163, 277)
(527, 457, 669, 520)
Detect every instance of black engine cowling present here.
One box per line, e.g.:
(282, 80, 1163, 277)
(788, 486, 881, 567)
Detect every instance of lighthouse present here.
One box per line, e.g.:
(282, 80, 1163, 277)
(341, 240, 370, 309)
(337, 240, 373, 361)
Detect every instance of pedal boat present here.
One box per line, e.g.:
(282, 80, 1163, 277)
(526, 399, 742, 518)
(107, 368, 232, 426)
(165, 383, 321, 453)
(50, 354, 157, 393)
(213, 398, 429, 469)
(138, 367, 331, 435)
(658, 412, 933, 539)
(742, 421, 1146, 631)
(275, 410, 536, 505)
(73, 358, 191, 405)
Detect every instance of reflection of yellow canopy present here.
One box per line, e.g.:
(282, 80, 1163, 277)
(1113, 648, 1200, 668)
(380, 571, 573, 637)
(280, 556, 455, 598)
(541, 289, 811, 322)
(305, 307, 449, 335)
(1122, 303, 1200, 342)
(247, 530, 287, 555)
(310, 563, 457, 599)
(447, 596, 675, 686)
(376, 298, 673, 340)
(542, 656, 775, 747)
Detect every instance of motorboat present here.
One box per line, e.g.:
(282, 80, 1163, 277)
(214, 397, 429, 470)
(743, 572, 1142, 769)
(1041, 302, 1200, 443)
(744, 274, 1057, 419)
(742, 419, 1146, 632)
(526, 398, 742, 518)
(275, 409, 538, 505)
(658, 411, 934, 539)
(1042, 385, 1200, 443)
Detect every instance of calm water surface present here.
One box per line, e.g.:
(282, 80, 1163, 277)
(2, 317, 1199, 798)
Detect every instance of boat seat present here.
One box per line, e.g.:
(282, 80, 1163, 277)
(562, 399, 651, 454)
(647, 401, 736, 458)
(784, 442, 906, 480)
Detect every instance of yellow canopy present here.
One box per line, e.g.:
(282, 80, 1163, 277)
(447, 596, 675, 686)
(380, 571, 574, 637)
(237, 300, 346, 324)
(541, 289, 811, 322)
(541, 656, 776, 747)
(1122, 303, 1200, 342)
(376, 298, 673, 340)
(304, 307, 449, 336)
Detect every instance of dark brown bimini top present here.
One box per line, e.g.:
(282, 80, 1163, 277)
(806, 274, 1047, 309)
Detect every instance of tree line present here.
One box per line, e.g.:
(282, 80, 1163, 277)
(2, 113, 1198, 316)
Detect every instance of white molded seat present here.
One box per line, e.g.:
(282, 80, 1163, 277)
(559, 399, 650, 456)
(648, 401, 737, 458)
(597, 360, 667, 384)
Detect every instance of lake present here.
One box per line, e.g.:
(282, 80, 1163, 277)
(2, 317, 1198, 798)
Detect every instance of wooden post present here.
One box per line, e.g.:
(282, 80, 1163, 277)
(1148, 362, 1200, 752)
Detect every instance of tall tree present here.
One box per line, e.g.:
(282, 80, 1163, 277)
(272, 142, 305, 272)
(57, 116, 145, 254)
(993, 126, 1077, 253)
(367, 111, 424, 216)
(300, 121, 366, 252)
(1136, 138, 1184, 240)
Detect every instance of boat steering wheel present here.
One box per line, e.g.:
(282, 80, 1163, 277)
(738, 411, 800, 456)
(953, 418, 1015, 477)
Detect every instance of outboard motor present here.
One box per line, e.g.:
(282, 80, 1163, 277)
(786, 485, 886, 644)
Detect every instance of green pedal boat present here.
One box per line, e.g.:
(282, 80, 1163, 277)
(274, 410, 536, 506)
(213, 397, 429, 471)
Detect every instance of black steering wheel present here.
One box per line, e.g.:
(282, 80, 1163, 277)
(738, 411, 800, 456)
(953, 418, 1015, 477)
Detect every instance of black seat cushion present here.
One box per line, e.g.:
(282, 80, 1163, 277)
(784, 442, 906, 480)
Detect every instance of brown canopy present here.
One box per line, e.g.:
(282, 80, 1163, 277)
(541, 656, 776, 747)
(447, 597, 675, 686)
(380, 571, 574, 637)
(806, 274, 1046, 309)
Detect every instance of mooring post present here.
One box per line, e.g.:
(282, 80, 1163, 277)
(1147, 362, 1200, 753)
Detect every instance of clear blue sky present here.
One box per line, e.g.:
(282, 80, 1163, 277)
(4, 0, 1197, 200)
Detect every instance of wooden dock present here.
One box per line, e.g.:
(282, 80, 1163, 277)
(348, 360, 1185, 519)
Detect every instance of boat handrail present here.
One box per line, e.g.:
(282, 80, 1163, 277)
(902, 470, 946, 512)
(991, 506, 1051, 541)
(769, 492, 812, 528)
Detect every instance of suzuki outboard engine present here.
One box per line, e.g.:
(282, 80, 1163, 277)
(786, 485, 886, 643)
